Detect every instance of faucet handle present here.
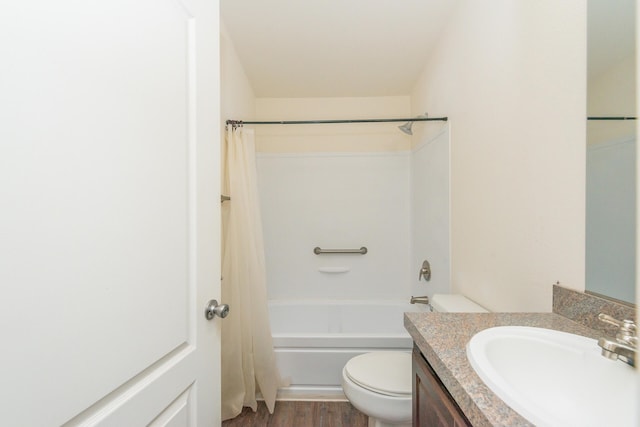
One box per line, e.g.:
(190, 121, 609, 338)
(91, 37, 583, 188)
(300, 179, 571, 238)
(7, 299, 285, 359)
(598, 313, 637, 347)
(598, 313, 636, 329)
(418, 260, 431, 281)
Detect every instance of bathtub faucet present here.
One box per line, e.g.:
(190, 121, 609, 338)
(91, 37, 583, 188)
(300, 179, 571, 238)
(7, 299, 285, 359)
(410, 296, 430, 305)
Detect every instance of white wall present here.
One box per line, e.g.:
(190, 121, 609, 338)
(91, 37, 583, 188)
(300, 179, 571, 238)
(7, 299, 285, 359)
(254, 97, 414, 300)
(410, 125, 451, 298)
(252, 97, 458, 302)
(221, 23, 255, 125)
(255, 97, 411, 153)
(411, 0, 587, 312)
(257, 151, 411, 299)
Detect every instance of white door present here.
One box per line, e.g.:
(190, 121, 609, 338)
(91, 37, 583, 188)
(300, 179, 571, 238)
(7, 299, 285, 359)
(0, 1, 221, 426)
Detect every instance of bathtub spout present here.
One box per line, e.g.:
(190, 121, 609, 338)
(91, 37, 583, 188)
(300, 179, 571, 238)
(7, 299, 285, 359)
(410, 296, 430, 305)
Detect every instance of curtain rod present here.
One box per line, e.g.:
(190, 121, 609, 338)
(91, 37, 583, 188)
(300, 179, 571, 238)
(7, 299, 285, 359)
(226, 117, 448, 125)
(587, 116, 636, 120)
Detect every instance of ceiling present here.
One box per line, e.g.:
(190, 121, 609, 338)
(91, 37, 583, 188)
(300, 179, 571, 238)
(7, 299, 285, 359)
(222, 0, 636, 98)
(221, 0, 461, 98)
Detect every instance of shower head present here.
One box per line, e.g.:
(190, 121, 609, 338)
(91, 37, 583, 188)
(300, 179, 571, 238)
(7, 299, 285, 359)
(398, 113, 428, 135)
(398, 121, 414, 135)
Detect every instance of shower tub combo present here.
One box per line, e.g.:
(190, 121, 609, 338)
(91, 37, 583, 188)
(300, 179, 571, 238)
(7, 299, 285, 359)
(268, 300, 428, 400)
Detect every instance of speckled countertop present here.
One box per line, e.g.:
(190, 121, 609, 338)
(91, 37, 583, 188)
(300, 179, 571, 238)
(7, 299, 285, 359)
(403, 312, 602, 427)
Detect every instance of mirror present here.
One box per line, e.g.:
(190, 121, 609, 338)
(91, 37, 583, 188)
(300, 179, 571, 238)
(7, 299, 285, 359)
(586, 0, 636, 304)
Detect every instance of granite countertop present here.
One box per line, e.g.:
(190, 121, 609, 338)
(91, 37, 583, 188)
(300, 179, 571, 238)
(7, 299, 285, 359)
(403, 312, 602, 427)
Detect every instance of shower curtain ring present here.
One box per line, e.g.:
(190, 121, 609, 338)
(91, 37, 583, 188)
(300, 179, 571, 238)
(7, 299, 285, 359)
(225, 119, 244, 130)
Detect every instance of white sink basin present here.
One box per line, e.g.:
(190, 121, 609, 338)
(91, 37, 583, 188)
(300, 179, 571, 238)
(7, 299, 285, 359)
(467, 326, 636, 427)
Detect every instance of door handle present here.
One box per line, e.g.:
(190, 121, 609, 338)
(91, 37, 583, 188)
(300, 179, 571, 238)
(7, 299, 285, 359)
(205, 299, 230, 320)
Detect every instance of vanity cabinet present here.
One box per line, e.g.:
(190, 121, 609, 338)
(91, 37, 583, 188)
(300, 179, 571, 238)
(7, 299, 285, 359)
(412, 346, 471, 427)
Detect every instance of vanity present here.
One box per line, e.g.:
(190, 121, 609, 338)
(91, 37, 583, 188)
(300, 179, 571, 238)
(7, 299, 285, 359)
(404, 286, 637, 427)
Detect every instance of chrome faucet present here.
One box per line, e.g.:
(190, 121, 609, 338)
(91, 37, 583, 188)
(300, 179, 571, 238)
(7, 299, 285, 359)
(410, 295, 430, 305)
(597, 313, 637, 367)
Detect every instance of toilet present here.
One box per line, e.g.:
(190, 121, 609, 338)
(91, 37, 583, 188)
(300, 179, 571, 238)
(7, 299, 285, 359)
(341, 294, 487, 427)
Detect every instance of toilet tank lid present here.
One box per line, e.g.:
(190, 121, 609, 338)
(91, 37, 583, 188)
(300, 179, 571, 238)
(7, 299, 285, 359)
(430, 294, 488, 312)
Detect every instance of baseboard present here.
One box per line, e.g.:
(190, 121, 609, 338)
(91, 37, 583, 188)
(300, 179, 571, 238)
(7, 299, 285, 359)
(276, 386, 348, 402)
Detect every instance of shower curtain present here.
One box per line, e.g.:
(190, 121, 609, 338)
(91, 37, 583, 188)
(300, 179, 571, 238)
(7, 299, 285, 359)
(221, 126, 282, 420)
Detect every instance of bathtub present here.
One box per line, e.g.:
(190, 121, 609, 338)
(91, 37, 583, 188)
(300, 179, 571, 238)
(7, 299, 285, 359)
(268, 299, 429, 400)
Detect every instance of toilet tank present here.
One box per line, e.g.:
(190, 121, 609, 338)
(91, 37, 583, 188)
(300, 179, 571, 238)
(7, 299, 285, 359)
(430, 294, 488, 313)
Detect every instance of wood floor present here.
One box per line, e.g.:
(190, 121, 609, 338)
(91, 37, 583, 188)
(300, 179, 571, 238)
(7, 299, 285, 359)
(221, 401, 369, 427)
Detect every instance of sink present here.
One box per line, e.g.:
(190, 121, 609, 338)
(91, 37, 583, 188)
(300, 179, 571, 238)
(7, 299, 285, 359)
(467, 326, 636, 427)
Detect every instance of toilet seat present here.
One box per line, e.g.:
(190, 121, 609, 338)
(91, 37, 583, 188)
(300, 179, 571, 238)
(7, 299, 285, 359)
(344, 352, 412, 398)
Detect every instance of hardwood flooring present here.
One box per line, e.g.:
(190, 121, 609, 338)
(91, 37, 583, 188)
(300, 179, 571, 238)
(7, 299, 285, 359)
(221, 401, 368, 427)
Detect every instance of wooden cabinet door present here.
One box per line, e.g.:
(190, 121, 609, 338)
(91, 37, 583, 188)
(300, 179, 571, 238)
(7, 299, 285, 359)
(412, 347, 471, 427)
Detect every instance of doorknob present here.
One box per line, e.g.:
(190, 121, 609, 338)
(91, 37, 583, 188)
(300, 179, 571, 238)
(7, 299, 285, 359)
(205, 299, 230, 320)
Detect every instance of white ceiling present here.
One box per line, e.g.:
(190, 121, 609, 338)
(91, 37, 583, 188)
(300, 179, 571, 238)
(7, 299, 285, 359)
(222, 0, 636, 98)
(221, 0, 461, 98)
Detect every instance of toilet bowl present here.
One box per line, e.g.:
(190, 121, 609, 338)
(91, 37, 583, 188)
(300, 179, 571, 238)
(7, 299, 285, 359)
(341, 294, 487, 426)
(342, 352, 412, 427)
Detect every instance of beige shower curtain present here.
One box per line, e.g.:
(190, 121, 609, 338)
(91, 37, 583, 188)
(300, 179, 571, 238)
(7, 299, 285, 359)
(221, 126, 282, 420)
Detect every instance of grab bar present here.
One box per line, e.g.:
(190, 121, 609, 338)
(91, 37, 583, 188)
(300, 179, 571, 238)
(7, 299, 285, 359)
(313, 246, 368, 255)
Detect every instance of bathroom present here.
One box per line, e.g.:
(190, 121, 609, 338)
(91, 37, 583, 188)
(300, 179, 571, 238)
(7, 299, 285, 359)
(222, 1, 636, 422)
(220, 0, 638, 424)
(1, 0, 637, 425)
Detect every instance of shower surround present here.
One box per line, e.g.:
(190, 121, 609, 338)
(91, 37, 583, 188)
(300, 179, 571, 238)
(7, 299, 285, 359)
(253, 97, 451, 397)
(255, 107, 451, 300)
